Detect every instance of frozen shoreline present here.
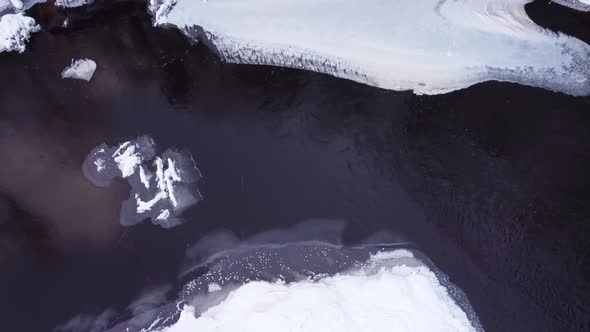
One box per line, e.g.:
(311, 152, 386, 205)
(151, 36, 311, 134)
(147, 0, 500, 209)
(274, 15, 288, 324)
(150, 0, 590, 96)
(55, 238, 482, 332)
(1, 0, 588, 96)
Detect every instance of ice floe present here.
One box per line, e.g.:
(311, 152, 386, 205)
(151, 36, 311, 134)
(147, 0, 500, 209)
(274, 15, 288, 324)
(82, 135, 202, 228)
(61, 59, 97, 82)
(150, 0, 590, 96)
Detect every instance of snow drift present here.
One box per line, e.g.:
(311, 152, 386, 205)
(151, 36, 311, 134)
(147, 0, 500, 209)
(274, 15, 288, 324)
(150, 0, 590, 96)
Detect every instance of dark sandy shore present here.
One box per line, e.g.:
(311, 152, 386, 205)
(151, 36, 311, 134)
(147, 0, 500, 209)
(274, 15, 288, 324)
(0, 1, 589, 331)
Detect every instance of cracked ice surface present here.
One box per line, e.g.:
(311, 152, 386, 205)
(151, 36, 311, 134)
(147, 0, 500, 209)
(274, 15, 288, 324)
(82, 135, 203, 228)
(151, 0, 590, 96)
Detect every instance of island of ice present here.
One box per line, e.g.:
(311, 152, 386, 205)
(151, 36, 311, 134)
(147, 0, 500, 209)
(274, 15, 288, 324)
(82, 135, 203, 228)
(0, 12, 39, 53)
(150, 0, 590, 96)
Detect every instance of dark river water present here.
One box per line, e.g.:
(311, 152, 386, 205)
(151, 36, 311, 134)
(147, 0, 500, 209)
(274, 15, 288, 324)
(0, 1, 589, 331)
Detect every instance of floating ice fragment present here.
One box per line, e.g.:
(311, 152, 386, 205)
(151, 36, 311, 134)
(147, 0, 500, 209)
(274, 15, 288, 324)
(61, 58, 97, 82)
(82, 136, 202, 228)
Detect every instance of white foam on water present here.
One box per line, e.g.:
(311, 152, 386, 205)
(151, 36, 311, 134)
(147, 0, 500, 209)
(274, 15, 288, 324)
(0, 13, 39, 53)
(151, 0, 590, 96)
(61, 58, 97, 82)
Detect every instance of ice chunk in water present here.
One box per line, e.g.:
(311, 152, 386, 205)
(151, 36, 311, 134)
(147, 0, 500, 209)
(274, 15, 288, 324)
(61, 59, 97, 82)
(82, 136, 203, 228)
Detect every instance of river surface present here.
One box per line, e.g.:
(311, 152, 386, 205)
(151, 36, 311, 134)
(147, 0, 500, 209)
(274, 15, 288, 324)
(0, 1, 589, 331)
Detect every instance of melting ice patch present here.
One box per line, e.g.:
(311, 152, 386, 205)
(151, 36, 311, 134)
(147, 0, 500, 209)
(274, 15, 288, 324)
(0, 13, 39, 53)
(151, 0, 590, 96)
(61, 59, 97, 82)
(82, 135, 202, 228)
